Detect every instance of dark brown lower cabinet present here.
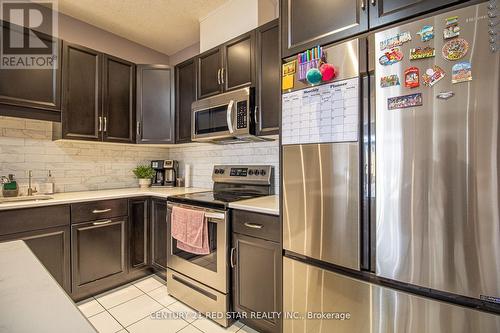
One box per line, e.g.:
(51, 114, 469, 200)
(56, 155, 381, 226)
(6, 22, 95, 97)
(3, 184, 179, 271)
(232, 233, 282, 333)
(71, 217, 128, 299)
(0, 226, 71, 293)
(151, 198, 168, 273)
(129, 198, 149, 270)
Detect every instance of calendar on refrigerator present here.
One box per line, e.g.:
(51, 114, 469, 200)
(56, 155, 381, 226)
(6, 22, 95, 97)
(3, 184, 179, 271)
(281, 77, 359, 145)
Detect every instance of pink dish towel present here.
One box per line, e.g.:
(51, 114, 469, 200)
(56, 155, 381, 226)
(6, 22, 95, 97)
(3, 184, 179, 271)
(171, 206, 210, 255)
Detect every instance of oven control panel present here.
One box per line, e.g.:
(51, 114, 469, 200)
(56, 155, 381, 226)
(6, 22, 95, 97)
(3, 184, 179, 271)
(212, 165, 272, 184)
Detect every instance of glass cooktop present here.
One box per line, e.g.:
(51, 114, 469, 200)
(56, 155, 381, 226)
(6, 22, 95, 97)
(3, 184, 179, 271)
(168, 190, 264, 209)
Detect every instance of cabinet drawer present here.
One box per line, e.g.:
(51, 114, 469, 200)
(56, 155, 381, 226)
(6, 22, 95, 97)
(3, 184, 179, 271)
(0, 205, 70, 236)
(71, 199, 127, 223)
(232, 210, 280, 243)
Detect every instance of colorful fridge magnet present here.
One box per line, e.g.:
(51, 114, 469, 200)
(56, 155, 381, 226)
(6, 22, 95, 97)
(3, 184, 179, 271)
(422, 65, 445, 87)
(404, 67, 419, 88)
(451, 61, 472, 83)
(388, 93, 423, 110)
(379, 48, 404, 65)
(306, 67, 322, 85)
(282, 74, 294, 90)
(417, 25, 434, 42)
(442, 38, 469, 60)
(319, 63, 336, 81)
(443, 16, 460, 39)
(380, 31, 412, 51)
(380, 74, 400, 87)
(282, 61, 296, 76)
(436, 91, 455, 100)
(409, 47, 435, 60)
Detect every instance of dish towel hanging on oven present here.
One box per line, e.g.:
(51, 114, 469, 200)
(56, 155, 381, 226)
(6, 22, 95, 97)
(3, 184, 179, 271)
(171, 206, 210, 255)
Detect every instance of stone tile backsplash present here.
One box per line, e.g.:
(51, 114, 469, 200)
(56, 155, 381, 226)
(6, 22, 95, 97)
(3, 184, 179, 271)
(1, 116, 280, 194)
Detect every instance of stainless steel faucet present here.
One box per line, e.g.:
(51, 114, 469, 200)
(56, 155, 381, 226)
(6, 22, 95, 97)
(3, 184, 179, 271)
(27, 170, 37, 196)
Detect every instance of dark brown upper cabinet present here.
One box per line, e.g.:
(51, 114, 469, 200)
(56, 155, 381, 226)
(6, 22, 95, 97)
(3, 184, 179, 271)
(62, 42, 102, 141)
(136, 64, 174, 144)
(0, 21, 62, 122)
(197, 47, 223, 99)
(222, 32, 255, 92)
(61, 41, 136, 143)
(175, 58, 196, 144)
(102, 55, 136, 143)
(256, 19, 280, 136)
(281, 0, 369, 58)
(369, 0, 463, 28)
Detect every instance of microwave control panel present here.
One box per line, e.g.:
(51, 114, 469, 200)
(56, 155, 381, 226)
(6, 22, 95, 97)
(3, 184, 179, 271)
(236, 101, 247, 129)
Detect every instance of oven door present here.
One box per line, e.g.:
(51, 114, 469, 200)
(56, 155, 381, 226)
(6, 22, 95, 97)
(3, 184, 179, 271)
(166, 202, 229, 293)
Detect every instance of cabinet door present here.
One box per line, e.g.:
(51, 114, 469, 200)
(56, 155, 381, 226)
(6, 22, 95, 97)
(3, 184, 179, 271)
(256, 19, 280, 136)
(0, 22, 61, 122)
(222, 32, 255, 92)
(175, 58, 196, 143)
(71, 218, 127, 295)
(62, 41, 102, 141)
(197, 47, 223, 99)
(151, 199, 168, 272)
(0, 226, 71, 294)
(370, 0, 463, 28)
(136, 65, 174, 144)
(281, 0, 369, 58)
(103, 55, 136, 143)
(232, 233, 282, 333)
(129, 198, 149, 270)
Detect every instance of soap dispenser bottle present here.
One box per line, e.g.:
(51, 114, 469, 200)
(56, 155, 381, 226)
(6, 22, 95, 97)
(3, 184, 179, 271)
(42, 170, 55, 194)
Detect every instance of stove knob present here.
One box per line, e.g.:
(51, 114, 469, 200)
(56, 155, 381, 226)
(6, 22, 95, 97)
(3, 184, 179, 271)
(219, 169, 225, 174)
(248, 170, 254, 175)
(214, 169, 220, 174)
(254, 169, 260, 176)
(260, 169, 266, 176)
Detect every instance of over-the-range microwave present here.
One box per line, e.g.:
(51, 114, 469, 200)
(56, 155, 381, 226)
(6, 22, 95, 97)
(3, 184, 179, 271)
(191, 87, 270, 144)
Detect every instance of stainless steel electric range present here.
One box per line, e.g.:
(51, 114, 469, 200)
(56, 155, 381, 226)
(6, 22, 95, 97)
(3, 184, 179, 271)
(165, 164, 274, 327)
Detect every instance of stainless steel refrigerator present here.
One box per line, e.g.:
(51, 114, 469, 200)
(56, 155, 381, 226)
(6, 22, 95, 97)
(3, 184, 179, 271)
(282, 2, 500, 332)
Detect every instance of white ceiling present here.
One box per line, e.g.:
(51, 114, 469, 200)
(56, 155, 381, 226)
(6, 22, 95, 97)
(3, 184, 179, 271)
(54, 0, 227, 55)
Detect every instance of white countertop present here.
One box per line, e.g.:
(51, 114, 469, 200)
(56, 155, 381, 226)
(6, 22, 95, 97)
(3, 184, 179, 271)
(0, 187, 210, 210)
(228, 195, 279, 216)
(0, 240, 96, 333)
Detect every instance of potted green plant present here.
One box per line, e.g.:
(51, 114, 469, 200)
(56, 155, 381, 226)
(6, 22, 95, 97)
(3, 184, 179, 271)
(132, 165, 155, 188)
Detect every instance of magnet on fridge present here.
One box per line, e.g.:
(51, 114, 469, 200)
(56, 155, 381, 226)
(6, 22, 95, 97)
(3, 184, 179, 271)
(443, 16, 460, 39)
(422, 65, 445, 87)
(436, 91, 455, 100)
(387, 93, 423, 110)
(282, 60, 296, 76)
(451, 61, 472, 83)
(379, 48, 404, 66)
(380, 31, 412, 51)
(409, 47, 435, 60)
(380, 74, 400, 88)
(417, 25, 434, 42)
(404, 67, 419, 88)
(442, 38, 469, 60)
(282, 74, 294, 90)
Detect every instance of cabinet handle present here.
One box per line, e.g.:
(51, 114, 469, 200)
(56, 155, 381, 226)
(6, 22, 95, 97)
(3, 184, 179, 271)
(217, 68, 221, 85)
(361, 0, 366, 10)
(137, 121, 141, 136)
(244, 222, 263, 229)
(92, 208, 112, 214)
(230, 247, 236, 268)
(221, 68, 225, 84)
(93, 219, 112, 226)
(98, 116, 103, 132)
(254, 105, 259, 125)
(103, 117, 107, 132)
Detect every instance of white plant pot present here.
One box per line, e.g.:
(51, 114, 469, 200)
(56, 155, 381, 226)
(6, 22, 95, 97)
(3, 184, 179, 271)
(138, 178, 151, 188)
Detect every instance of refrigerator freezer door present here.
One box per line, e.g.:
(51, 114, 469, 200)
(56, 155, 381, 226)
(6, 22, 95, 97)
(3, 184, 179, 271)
(283, 143, 360, 270)
(284, 257, 500, 333)
(375, 2, 500, 301)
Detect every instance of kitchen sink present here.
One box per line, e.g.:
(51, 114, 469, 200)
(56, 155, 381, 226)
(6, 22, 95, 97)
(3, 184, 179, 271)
(0, 195, 54, 204)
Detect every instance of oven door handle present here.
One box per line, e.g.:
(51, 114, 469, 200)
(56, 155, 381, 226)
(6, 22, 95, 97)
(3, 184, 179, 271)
(226, 100, 235, 134)
(205, 212, 225, 220)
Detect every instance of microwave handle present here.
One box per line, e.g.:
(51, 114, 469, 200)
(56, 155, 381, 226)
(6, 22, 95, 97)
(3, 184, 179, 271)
(227, 100, 235, 134)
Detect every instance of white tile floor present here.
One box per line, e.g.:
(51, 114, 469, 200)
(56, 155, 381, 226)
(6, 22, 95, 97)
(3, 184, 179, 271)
(77, 275, 260, 333)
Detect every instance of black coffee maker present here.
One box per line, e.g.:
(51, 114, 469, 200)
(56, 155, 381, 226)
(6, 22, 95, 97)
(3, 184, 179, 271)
(151, 160, 178, 187)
